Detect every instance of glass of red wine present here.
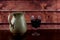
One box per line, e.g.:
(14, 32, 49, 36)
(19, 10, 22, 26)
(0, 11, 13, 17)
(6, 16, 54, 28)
(31, 15, 41, 36)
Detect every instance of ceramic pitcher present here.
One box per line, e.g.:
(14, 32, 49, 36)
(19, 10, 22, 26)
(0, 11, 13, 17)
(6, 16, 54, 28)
(8, 12, 27, 35)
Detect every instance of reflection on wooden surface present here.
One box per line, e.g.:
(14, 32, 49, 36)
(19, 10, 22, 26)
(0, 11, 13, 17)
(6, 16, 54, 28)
(0, 30, 60, 40)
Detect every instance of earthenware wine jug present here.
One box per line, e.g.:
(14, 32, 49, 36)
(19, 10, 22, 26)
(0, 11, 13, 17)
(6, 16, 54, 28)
(8, 12, 27, 35)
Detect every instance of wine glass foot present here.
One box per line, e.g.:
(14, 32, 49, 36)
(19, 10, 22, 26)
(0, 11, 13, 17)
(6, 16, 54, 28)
(32, 32, 40, 36)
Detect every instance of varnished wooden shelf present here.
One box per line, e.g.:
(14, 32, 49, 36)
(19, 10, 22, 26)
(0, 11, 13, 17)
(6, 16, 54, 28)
(0, 10, 60, 12)
(0, 23, 60, 25)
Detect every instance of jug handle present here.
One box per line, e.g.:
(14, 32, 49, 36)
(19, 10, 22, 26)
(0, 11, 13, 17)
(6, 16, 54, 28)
(8, 13, 12, 24)
(8, 13, 14, 28)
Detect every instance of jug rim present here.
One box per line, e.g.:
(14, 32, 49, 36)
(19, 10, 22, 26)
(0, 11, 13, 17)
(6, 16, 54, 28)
(13, 12, 24, 15)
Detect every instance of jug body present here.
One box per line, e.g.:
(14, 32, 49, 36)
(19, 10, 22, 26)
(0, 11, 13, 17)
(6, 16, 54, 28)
(8, 12, 27, 35)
